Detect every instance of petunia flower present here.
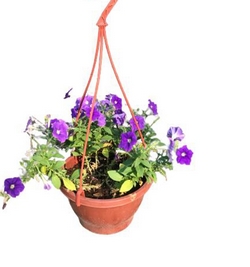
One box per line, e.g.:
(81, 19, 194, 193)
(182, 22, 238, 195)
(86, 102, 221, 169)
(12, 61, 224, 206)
(106, 94, 122, 110)
(44, 183, 51, 190)
(97, 112, 106, 127)
(176, 145, 193, 165)
(82, 95, 94, 109)
(84, 106, 106, 126)
(4, 177, 25, 198)
(166, 149, 173, 163)
(113, 109, 126, 126)
(129, 115, 145, 132)
(99, 99, 112, 111)
(148, 99, 158, 115)
(38, 173, 52, 190)
(50, 119, 69, 143)
(167, 127, 185, 142)
(71, 98, 81, 118)
(119, 131, 137, 152)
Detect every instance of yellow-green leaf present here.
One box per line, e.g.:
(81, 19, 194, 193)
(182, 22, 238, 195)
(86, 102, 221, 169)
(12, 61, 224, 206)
(62, 178, 76, 191)
(102, 148, 109, 158)
(40, 166, 47, 174)
(120, 180, 133, 193)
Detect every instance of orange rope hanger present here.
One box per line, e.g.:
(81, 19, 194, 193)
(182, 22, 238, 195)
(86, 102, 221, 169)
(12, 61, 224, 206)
(75, 0, 146, 206)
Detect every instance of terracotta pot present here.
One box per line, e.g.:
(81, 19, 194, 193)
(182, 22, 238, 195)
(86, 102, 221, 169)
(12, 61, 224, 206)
(60, 181, 151, 234)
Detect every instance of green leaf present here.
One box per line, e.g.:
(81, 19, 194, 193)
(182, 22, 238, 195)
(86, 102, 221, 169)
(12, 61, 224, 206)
(141, 160, 151, 168)
(71, 151, 81, 156)
(123, 158, 135, 167)
(53, 161, 65, 170)
(120, 180, 133, 193)
(102, 148, 109, 158)
(158, 168, 166, 178)
(103, 127, 112, 135)
(134, 158, 140, 167)
(157, 141, 166, 147)
(119, 166, 132, 176)
(51, 175, 61, 189)
(88, 145, 101, 153)
(108, 170, 124, 181)
(135, 165, 144, 177)
(53, 153, 65, 159)
(101, 135, 112, 141)
(62, 178, 76, 191)
(71, 169, 81, 180)
(32, 155, 44, 161)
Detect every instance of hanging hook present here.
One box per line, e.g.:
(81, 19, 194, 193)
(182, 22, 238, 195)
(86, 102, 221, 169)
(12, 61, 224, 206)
(97, 0, 118, 27)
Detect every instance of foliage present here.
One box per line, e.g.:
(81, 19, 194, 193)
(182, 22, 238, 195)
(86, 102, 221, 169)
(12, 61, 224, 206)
(0, 93, 193, 208)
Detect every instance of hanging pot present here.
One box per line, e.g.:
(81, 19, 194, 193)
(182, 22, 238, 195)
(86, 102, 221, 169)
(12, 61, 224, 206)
(60, 0, 152, 235)
(60, 169, 151, 234)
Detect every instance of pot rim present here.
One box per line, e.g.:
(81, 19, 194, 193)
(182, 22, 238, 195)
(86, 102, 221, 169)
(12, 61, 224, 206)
(60, 181, 152, 208)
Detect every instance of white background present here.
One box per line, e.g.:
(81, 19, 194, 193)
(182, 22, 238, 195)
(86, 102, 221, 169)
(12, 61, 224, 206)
(0, 0, 249, 266)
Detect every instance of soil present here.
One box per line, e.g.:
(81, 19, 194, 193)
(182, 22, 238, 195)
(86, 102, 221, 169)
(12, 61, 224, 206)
(64, 155, 144, 199)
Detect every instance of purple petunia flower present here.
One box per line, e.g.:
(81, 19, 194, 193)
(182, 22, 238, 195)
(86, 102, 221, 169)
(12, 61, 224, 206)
(168, 139, 175, 152)
(82, 95, 94, 109)
(106, 94, 122, 110)
(71, 106, 79, 118)
(97, 112, 106, 127)
(148, 99, 158, 115)
(119, 131, 137, 152)
(84, 106, 106, 127)
(129, 115, 145, 132)
(99, 99, 112, 111)
(176, 145, 193, 165)
(113, 110, 126, 126)
(4, 177, 25, 198)
(71, 96, 95, 118)
(166, 149, 173, 163)
(44, 183, 51, 190)
(84, 106, 96, 119)
(167, 127, 185, 142)
(71, 97, 83, 118)
(50, 119, 69, 143)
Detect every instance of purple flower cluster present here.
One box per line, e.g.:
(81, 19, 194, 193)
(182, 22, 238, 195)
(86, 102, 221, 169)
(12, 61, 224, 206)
(119, 99, 158, 152)
(105, 94, 126, 126)
(167, 126, 193, 165)
(71, 95, 108, 127)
